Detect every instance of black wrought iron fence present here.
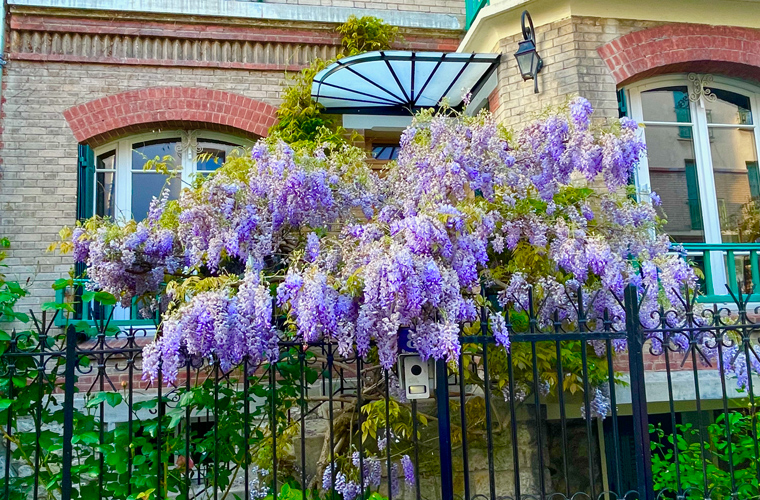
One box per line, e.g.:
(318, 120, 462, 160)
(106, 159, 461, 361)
(1, 283, 759, 500)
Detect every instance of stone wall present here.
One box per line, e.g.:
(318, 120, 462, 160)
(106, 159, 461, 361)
(492, 16, 661, 130)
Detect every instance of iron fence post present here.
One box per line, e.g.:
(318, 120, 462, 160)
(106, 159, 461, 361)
(61, 325, 77, 500)
(624, 283, 654, 500)
(435, 359, 454, 500)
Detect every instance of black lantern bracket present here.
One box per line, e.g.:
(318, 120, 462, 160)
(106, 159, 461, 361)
(513, 10, 543, 93)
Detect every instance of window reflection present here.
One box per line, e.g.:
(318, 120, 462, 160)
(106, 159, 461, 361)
(709, 127, 760, 242)
(197, 140, 240, 172)
(371, 144, 401, 161)
(95, 151, 116, 218)
(131, 139, 181, 221)
(641, 86, 691, 123)
(645, 125, 704, 243)
(705, 88, 752, 125)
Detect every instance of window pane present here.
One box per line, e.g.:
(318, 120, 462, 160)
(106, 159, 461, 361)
(131, 139, 181, 221)
(371, 144, 400, 160)
(197, 140, 239, 172)
(131, 173, 180, 221)
(96, 171, 115, 218)
(705, 88, 753, 125)
(641, 86, 691, 123)
(132, 139, 181, 172)
(95, 150, 116, 218)
(645, 125, 704, 242)
(709, 127, 760, 242)
(97, 150, 115, 170)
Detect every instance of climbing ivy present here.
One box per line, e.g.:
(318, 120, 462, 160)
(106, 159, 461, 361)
(269, 16, 400, 148)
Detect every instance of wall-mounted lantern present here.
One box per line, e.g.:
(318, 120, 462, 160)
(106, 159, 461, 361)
(513, 10, 543, 94)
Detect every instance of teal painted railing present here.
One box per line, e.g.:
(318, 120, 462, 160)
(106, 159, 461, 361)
(680, 242, 760, 303)
(465, 0, 489, 29)
(51, 243, 760, 329)
(54, 279, 158, 328)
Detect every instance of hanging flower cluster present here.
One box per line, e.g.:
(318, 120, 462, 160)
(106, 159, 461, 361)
(69, 140, 377, 383)
(490, 102, 696, 336)
(64, 97, 708, 385)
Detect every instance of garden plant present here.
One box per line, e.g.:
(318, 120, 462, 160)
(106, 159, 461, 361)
(0, 15, 758, 500)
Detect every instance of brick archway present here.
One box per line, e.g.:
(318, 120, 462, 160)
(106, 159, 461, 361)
(598, 24, 760, 85)
(64, 87, 278, 144)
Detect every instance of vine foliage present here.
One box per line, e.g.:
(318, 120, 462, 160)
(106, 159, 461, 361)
(269, 16, 400, 147)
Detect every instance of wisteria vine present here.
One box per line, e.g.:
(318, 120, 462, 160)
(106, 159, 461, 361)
(63, 97, 741, 403)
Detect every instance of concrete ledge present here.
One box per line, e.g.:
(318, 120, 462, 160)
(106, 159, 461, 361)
(8, 0, 464, 30)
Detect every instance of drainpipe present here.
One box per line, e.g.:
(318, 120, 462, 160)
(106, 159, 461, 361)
(0, 0, 6, 112)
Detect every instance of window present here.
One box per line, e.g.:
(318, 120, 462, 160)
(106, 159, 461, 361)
(628, 75, 760, 294)
(371, 144, 401, 161)
(91, 131, 248, 221)
(629, 76, 760, 244)
(76, 130, 249, 325)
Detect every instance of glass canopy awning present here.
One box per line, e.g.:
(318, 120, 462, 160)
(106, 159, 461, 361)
(311, 51, 501, 115)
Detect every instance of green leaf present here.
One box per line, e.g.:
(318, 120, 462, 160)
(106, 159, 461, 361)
(52, 278, 71, 291)
(133, 399, 158, 411)
(86, 392, 122, 408)
(168, 410, 184, 429)
(13, 312, 29, 323)
(0, 399, 12, 411)
(42, 301, 75, 312)
(94, 292, 117, 306)
(73, 431, 100, 445)
(106, 392, 123, 407)
(179, 391, 195, 407)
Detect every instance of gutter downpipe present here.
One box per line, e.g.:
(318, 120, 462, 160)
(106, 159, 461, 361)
(0, 0, 6, 138)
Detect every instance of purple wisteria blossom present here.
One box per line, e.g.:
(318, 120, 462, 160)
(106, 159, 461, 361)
(305, 231, 320, 262)
(66, 98, 721, 385)
(401, 455, 415, 487)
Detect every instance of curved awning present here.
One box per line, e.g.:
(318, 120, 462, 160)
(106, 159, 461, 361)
(311, 51, 501, 115)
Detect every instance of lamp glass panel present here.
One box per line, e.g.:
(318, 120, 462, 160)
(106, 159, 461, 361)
(514, 41, 537, 78)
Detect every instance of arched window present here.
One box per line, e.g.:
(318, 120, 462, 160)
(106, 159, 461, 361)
(91, 130, 250, 221)
(71, 130, 251, 326)
(626, 75, 760, 293)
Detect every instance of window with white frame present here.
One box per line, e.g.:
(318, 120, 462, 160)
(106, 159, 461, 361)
(85, 130, 249, 324)
(627, 74, 760, 292)
(93, 130, 249, 221)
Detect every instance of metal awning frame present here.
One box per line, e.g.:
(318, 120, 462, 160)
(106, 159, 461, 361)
(312, 51, 501, 115)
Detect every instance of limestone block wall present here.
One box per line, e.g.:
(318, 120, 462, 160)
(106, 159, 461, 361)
(491, 16, 661, 130)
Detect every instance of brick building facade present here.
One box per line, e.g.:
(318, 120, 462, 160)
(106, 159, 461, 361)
(1, 2, 759, 498)
(0, 0, 462, 311)
(5, 0, 760, 309)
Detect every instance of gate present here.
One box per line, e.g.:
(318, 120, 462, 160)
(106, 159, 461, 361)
(1, 283, 758, 500)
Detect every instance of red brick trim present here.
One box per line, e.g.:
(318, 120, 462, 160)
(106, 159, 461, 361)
(12, 15, 343, 46)
(11, 15, 461, 51)
(10, 53, 307, 72)
(487, 88, 500, 112)
(63, 87, 278, 144)
(598, 23, 760, 85)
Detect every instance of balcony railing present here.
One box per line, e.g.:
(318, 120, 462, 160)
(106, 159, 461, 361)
(465, 0, 488, 29)
(54, 279, 158, 328)
(50, 244, 760, 330)
(680, 242, 760, 303)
